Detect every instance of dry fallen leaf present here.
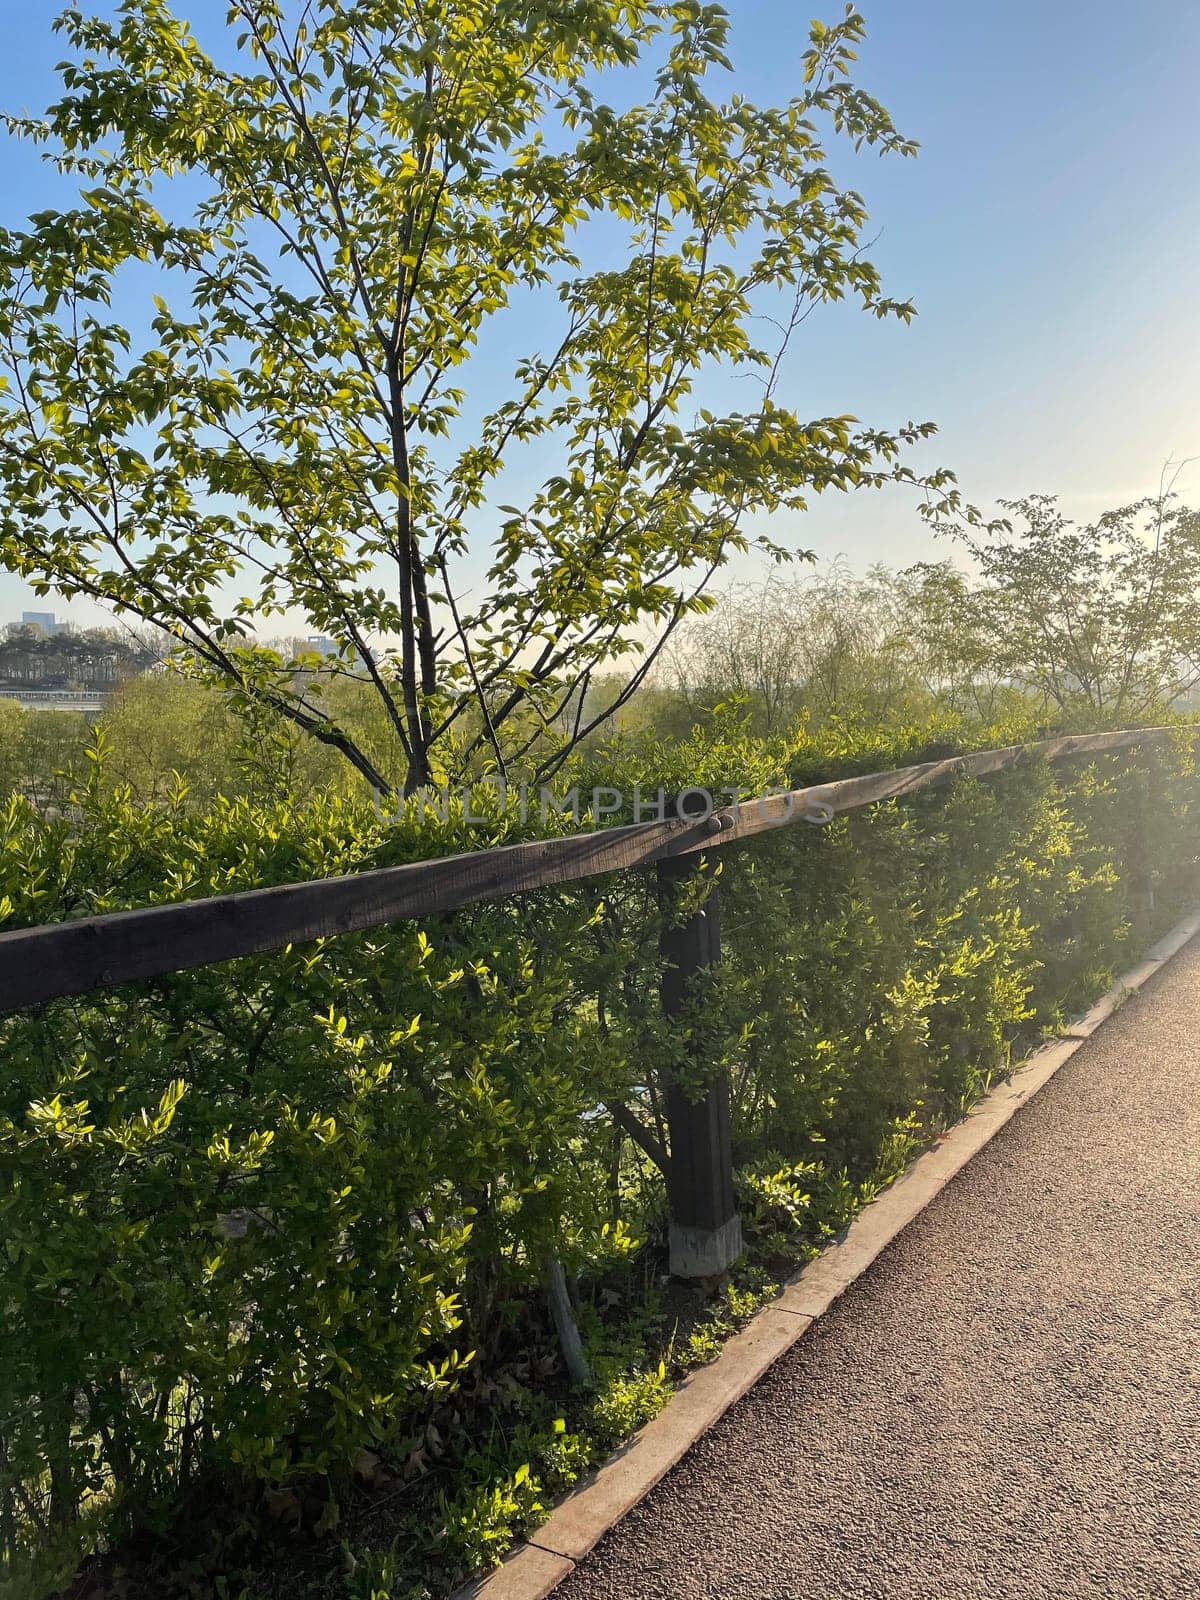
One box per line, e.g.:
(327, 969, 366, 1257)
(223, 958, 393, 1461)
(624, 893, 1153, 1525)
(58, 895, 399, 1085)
(352, 1448, 391, 1488)
(262, 1486, 302, 1528)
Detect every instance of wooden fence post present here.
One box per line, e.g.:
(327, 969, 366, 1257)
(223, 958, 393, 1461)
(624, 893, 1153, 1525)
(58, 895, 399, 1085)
(657, 852, 743, 1280)
(1129, 752, 1157, 938)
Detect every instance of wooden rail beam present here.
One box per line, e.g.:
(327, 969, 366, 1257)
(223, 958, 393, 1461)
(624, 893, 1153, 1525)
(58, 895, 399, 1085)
(0, 726, 1184, 1013)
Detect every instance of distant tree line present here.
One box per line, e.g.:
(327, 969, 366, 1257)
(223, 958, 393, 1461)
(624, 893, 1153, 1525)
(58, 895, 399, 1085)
(0, 625, 159, 690)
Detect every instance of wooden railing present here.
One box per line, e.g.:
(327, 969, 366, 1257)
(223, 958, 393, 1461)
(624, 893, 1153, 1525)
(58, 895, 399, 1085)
(0, 724, 1181, 1276)
(0, 688, 111, 709)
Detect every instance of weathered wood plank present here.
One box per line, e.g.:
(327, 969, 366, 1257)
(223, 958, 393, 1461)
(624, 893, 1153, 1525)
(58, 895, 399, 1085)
(0, 725, 1182, 1011)
(671, 725, 1177, 855)
(0, 816, 703, 1010)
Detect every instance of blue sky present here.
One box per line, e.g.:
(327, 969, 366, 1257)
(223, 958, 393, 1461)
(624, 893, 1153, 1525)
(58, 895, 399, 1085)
(2, 0, 1199, 626)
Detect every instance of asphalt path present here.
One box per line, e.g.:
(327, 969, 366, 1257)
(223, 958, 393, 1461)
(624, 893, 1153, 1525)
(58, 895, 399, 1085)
(558, 940, 1200, 1599)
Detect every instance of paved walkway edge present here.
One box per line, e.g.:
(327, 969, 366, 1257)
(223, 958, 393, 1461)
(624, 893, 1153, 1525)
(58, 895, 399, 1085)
(452, 908, 1200, 1600)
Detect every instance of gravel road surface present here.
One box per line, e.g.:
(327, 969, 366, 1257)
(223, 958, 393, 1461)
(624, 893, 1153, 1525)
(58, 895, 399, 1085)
(557, 941, 1200, 1600)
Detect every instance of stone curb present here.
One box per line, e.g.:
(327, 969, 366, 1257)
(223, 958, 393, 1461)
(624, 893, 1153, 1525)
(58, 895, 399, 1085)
(451, 910, 1200, 1600)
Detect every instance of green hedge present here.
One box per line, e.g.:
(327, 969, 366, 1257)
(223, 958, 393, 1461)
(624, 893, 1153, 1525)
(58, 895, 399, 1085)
(1, 720, 1197, 1594)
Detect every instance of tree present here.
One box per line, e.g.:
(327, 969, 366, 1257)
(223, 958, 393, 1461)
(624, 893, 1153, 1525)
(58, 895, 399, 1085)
(784, 562, 933, 722)
(889, 561, 1017, 723)
(0, 1, 960, 796)
(665, 563, 940, 731)
(930, 494, 1200, 724)
(98, 670, 352, 803)
(665, 577, 807, 733)
(2, 706, 90, 810)
(0, 696, 25, 799)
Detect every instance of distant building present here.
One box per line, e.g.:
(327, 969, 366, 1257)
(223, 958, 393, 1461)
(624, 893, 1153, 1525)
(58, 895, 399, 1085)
(21, 611, 60, 636)
(306, 635, 338, 659)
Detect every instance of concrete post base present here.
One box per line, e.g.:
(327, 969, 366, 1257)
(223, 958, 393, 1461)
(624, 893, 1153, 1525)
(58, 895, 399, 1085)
(669, 1214, 744, 1279)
